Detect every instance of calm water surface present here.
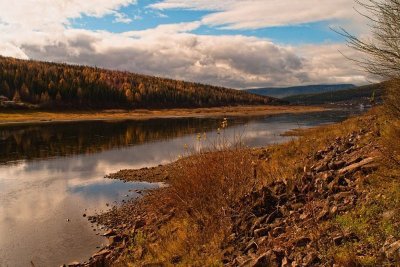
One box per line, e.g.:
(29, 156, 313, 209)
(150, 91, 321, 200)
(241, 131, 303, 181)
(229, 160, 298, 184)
(0, 110, 361, 266)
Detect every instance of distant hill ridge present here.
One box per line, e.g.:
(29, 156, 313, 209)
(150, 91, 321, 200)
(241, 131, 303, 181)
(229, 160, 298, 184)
(0, 56, 281, 110)
(282, 83, 385, 105)
(245, 84, 356, 98)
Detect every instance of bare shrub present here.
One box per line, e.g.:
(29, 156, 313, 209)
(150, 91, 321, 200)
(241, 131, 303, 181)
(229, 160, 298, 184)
(340, 0, 400, 176)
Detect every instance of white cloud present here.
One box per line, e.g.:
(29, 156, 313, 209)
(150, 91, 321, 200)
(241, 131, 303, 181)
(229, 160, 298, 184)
(150, 0, 360, 29)
(0, 0, 374, 88)
(5, 25, 370, 88)
(113, 12, 133, 24)
(0, 0, 136, 31)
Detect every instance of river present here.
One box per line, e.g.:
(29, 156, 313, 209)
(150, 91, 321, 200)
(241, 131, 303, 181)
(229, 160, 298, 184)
(0, 109, 361, 266)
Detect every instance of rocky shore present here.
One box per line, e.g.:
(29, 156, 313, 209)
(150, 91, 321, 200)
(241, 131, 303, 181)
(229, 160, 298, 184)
(65, 113, 400, 266)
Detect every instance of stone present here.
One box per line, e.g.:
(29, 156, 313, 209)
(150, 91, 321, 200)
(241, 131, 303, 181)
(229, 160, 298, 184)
(330, 206, 338, 215)
(108, 235, 122, 246)
(294, 237, 311, 247)
(315, 163, 328, 173)
(254, 227, 270, 238)
(303, 252, 319, 265)
(271, 226, 285, 237)
(67, 262, 80, 267)
(250, 253, 269, 267)
(102, 229, 116, 236)
(281, 257, 290, 267)
(171, 255, 182, 264)
(316, 207, 329, 221)
(338, 157, 376, 175)
(244, 240, 258, 253)
(135, 218, 146, 229)
(333, 235, 345, 246)
(383, 240, 400, 260)
(92, 249, 111, 258)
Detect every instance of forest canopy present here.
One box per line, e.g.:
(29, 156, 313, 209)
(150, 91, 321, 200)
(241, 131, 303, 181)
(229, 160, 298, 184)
(0, 56, 280, 109)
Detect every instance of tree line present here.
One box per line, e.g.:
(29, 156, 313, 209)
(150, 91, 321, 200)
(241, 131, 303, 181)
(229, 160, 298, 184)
(0, 56, 278, 109)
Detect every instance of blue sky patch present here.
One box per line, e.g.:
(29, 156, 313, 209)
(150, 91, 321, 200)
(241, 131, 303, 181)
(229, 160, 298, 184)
(69, 1, 345, 45)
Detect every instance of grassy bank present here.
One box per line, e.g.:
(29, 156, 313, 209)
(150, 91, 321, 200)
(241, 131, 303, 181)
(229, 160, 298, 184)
(0, 105, 323, 125)
(81, 105, 400, 267)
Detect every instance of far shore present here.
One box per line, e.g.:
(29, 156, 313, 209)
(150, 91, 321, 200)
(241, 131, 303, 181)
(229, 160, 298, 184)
(0, 105, 325, 126)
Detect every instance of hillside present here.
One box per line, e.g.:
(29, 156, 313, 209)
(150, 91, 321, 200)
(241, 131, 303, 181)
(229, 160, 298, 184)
(245, 84, 355, 98)
(283, 83, 385, 105)
(0, 56, 280, 110)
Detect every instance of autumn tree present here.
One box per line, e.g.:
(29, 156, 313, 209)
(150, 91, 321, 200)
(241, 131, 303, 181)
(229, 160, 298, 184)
(1, 81, 10, 97)
(13, 90, 21, 102)
(20, 83, 30, 101)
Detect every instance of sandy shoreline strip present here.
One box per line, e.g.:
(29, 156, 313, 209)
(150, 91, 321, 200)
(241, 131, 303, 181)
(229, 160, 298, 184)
(0, 105, 325, 126)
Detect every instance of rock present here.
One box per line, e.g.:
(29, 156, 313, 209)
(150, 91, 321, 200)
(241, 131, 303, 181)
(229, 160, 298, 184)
(250, 214, 268, 233)
(223, 246, 235, 257)
(271, 226, 285, 237)
(102, 229, 116, 236)
(135, 218, 146, 229)
(338, 157, 376, 175)
(334, 191, 354, 201)
(330, 206, 338, 215)
(333, 232, 359, 246)
(303, 252, 319, 265)
(92, 249, 111, 258)
(108, 235, 121, 246)
(333, 235, 345, 246)
(383, 210, 396, 220)
(299, 213, 308, 220)
(82, 214, 86, 217)
(171, 255, 182, 264)
(254, 227, 270, 238)
(315, 163, 328, 173)
(383, 240, 400, 260)
(281, 257, 290, 267)
(244, 240, 258, 253)
(294, 237, 311, 247)
(250, 253, 269, 267)
(67, 262, 80, 267)
(316, 207, 329, 221)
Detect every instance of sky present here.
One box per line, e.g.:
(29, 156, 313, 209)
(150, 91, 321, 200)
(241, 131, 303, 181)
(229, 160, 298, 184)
(0, 0, 377, 88)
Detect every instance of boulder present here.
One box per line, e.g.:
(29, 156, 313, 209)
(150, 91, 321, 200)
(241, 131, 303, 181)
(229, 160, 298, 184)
(338, 157, 376, 175)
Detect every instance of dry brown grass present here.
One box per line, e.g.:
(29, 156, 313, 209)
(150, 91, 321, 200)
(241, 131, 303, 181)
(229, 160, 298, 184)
(0, 105, 323, 125)
(381, 80, 400, 176)
(260, 112, 374, 186)
(121, 113, 379, 266)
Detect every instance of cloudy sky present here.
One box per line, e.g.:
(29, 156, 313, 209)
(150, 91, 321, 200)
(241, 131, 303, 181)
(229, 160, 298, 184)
(0, 0, 375, 88)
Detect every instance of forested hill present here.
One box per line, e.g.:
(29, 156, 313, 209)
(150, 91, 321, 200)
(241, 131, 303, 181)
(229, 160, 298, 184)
(245, 84, 355, 98)
(0, 56, 280, 109)
(282, 83, 384, 105)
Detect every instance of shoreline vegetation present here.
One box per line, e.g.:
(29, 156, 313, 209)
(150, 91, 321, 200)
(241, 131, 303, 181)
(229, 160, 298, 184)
(75, 106, 400, 266)
(0, 105, 324, 126)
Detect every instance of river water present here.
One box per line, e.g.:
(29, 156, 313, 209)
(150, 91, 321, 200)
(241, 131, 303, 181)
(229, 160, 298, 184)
(0, 110, 361, 266)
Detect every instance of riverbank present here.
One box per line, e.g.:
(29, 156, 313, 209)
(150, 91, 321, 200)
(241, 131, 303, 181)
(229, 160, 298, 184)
(0, 105, 323, 126)
(76, 108, 400, 266)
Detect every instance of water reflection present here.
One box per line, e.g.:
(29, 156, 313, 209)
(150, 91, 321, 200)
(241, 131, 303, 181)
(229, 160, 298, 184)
(0, 117, 254, 164)
(0, 110, 360, 266)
